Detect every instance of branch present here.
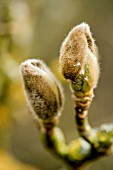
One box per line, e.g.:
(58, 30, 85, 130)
(20, 23, 113, 170)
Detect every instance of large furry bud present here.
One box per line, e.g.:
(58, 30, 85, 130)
(20, 59, 64, 124)
(59, 23, 100, 96)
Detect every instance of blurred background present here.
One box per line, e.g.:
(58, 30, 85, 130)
(0, 0, 113, 170)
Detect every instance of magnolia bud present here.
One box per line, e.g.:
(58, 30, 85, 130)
(59, 23, 100, 95)
(20, 59, 64, 123)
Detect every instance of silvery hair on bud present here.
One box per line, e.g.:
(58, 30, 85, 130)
(59, 22, 99, 86)
(20, 59, 64, 123)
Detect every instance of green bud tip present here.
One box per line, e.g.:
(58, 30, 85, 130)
(20, 59, 64, 123)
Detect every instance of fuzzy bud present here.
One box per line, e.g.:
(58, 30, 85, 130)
(20, 59, 64, 124)
(59, 23, 100, 93)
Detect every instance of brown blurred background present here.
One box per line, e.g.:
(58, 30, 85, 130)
(0, 0, 113, 170)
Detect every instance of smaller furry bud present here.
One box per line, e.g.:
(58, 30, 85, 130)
(59, 23, 100, 94)
(20, 59, 64, 124)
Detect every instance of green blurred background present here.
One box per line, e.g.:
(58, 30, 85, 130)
(0, 0, 113, 170)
